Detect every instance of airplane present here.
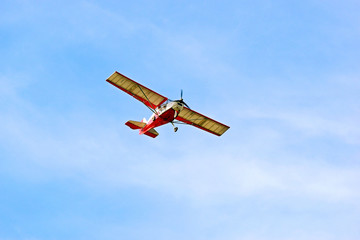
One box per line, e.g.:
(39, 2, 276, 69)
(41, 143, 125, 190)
(106, 71, 230, 138)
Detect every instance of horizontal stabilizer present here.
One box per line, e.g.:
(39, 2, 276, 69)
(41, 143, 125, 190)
(144, 128, 159, 138)
(125, 120, 146, 130)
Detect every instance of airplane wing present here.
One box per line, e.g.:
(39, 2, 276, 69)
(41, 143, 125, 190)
(176, 107, 230, 136)
(106, 71, 168, 109)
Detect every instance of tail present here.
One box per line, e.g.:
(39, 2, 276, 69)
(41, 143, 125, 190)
(125, 120, 159, 138)
(143, 128, 159, 138)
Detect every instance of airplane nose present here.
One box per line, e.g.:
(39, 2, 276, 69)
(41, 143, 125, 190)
(172, 102, 183, 112)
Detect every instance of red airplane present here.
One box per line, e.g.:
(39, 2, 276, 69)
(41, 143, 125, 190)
(106, 71, 230, 138)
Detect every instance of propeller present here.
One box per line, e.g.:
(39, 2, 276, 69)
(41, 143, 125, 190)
(175, 89, 191, 109)
(172, 90, 190, 130)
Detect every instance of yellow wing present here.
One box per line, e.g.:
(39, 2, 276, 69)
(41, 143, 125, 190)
(106, 71, 168, 109)
(176, 107, 230, 136)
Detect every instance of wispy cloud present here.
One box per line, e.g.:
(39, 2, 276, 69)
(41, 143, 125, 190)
(236, 107, 360, 145)
(1, 75, 359, 207)
(128, 152, 360, 204)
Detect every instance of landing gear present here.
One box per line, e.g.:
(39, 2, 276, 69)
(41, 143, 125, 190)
(171, 122, 178, 133)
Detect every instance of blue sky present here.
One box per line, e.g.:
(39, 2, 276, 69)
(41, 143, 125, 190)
(1, 0, 360, 239)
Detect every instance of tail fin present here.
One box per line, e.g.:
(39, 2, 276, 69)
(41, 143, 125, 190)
(125, 120, 159, 138)
(141, 118, 147, 123)
(125, 120, 146, 130)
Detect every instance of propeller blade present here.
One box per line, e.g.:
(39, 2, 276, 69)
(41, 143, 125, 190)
(173, 89, 190, 109)
(181, 100, 190, 109)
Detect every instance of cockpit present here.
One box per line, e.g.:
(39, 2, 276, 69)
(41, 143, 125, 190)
(155, 100, 183, 115)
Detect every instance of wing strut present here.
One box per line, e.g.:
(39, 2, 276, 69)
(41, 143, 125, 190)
(137, 85, 157, 115)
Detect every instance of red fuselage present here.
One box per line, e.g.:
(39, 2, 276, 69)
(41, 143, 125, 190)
(139, 101, 182, 135)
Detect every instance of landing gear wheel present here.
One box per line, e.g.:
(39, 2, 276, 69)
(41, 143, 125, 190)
(174, 127, 178, 132)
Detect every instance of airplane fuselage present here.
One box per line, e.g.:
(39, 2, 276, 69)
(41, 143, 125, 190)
(140, 101, 184, 135)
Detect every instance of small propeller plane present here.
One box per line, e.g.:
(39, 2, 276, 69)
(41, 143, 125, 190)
(106, 71, 230, 138)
